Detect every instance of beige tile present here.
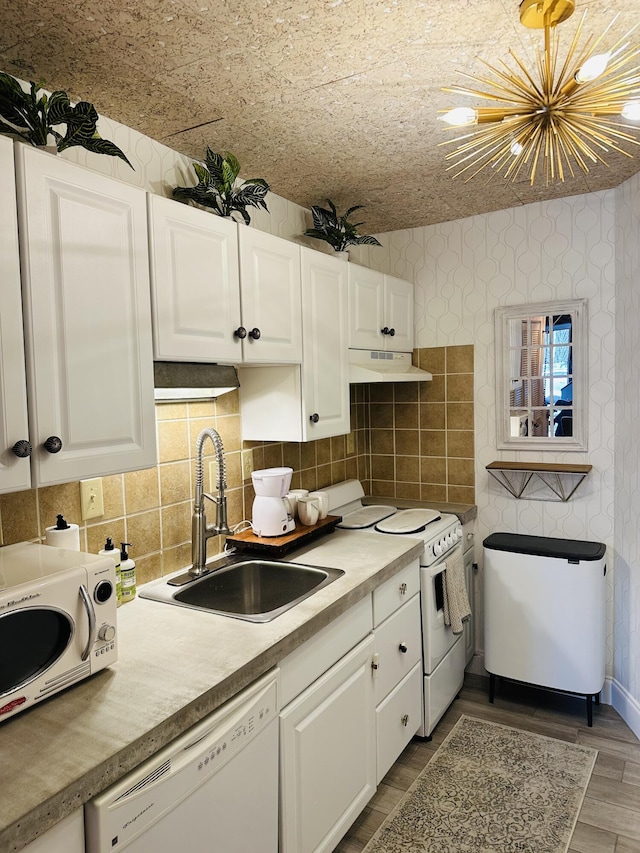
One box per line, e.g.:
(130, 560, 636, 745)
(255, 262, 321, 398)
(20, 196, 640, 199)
(161, 543, 192, 576)
(263, 443, 284, 468)
(159, 461, 191, 505)
(447, 430, 475, 458)
(300, 441, 317, 470)
(0, 489, 38, 544)
(423, 374, 445, 402)
(420, 402, 445, 430)
(161, 502, 192, 548)
(418, 346, 445, 374)
(421, 456, 446, 484)
(102, 475, 125, 520)
(226, 487, 245, 528)
(394, 382, 420, 403)
(371, 428, 394, 454)
(188, 417, 217, 452)
(126, 510, 162, 557)
(187, 400, 216, 419)
(331, 460, 347, 484)
(394, 402, 418, 429)
(371, 479, 395, 498)
(316, 438, 332, 466)
(447, 373, 474, 402)
(331, 434, 346, 461)
(448, 457, 475, 486)
(124, 467, 159, 514)
(420, 430, 446, 457)
(396, 456, 420, 482)
(448, 485, 476, 502)
(38, 482, 83, 531)
(447, 402, 474, 430)
(421, 483, 447, 502)
(396, 481, 421, 500)
(155, 402, 187, 421)
(370, 403, 394, 429)
(446, 344, 474, 374)
(135, 553, 163, 586)
(395, 429, 419, 455)
(345, 456, 359, 481)
(370, 385, 394, 404)
(215, 414, 242, 452)
(371, 455, 395, 481)
(302, 467, 321, 491)
(224, 451, 243, 490)
(283, 443, 301, 471)
(86, 519, 126, 556)
(158, 418, 190, 463)
(215, 389, 240, 416)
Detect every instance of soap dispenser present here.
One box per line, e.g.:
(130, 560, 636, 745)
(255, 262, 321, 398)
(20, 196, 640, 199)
(119, 542, 136, 603)
(99, 537, 122, 606)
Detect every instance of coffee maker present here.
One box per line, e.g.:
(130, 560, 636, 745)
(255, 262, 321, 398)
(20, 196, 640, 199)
(251, 467, 296, 537)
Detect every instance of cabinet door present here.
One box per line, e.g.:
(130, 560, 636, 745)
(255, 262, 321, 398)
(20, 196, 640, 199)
(238, 227, 302, 363)
(22, 810, 84, 853)
(384, 274, 414, 352)
(301, 248, 350, 440)
(463, 542, 475, 666)
(16, 145, 156, 486)
(148, 194, 241, 363)
(373, 594, 422, 704)
(280, 634, 376, 853)
(376, 662, 422, 784)
(0, 137, 31, 493)
(348, 263, 385, 350)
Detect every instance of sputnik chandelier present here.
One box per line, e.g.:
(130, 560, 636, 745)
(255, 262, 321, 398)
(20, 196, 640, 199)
(439, 0, 640, 185)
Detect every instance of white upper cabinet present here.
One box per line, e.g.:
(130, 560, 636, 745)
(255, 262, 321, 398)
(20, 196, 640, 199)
(238, 227, 302, 363)
(0, 137, 31, 494)
(15, 145, 156, 487)
(147, 194, 242, 363)
(238, 249, 349, 442)
(300, 248, 350, 439)
(348, 263, 414, 352)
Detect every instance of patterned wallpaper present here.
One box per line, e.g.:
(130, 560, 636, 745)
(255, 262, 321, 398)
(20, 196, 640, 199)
(358, 192, 618, 686)
(614, 170, 640, 722)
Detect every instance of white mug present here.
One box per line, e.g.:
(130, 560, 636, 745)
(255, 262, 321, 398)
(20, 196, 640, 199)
(297, 496, 320, 526)
(309, 491, 329, 520)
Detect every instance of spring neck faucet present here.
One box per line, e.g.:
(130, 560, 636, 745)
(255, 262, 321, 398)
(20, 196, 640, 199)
(190, 427, 230, 577)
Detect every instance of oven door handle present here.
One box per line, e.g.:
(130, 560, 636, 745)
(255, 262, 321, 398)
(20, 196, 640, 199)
(426, 545, 461, 578)
(79, 584, 97, 662)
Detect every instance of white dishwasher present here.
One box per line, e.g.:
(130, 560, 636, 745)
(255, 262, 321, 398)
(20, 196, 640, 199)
(85, 669, 279, 853)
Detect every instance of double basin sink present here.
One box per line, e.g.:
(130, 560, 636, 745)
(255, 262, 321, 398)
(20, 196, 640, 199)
(139, 552, 344, 622)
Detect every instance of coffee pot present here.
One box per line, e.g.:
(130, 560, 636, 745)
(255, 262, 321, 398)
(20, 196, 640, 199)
(251, 467, 296, 537)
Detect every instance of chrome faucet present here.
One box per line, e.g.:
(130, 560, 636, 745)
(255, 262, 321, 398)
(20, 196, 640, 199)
(190, 427, 231, 577)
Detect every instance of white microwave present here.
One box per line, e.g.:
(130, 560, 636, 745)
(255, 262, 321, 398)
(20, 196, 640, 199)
(0, 542, 118, 722)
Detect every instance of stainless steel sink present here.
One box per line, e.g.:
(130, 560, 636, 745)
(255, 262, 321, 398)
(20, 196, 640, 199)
(139, 554, 344, 622)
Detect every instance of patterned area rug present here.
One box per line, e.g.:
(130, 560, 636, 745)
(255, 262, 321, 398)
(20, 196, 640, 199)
(363, 715, 597, 853)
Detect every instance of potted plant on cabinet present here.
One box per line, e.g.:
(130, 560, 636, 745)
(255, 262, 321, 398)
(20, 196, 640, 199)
(172, 148, 270, 224)
(303, 199, 381, 258)
(0, 72, 133, 167)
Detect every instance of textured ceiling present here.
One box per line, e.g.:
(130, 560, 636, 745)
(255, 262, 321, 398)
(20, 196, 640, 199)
(2, 0, 640, 233)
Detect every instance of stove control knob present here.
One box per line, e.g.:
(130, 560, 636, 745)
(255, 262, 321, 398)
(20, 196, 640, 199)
(434, 542, 443, 557)
(450, 530, 459, 542)
(445, 534, 453, 546)
(455, 526, 463, 539)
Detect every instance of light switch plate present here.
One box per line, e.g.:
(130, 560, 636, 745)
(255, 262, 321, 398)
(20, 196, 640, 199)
(80, 478, 104, 520)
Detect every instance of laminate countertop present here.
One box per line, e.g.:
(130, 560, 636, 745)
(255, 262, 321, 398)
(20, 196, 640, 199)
(0, 530, 423, 853)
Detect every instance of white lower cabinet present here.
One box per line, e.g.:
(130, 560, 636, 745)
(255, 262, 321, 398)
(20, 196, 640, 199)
(279, 634, 376, 853)
(22, 810, 84, 853)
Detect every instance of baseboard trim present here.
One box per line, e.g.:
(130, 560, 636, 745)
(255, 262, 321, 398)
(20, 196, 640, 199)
(610, 678, 640, 740)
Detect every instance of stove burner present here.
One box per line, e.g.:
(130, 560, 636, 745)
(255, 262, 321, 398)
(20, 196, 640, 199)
(375, 508, 442, 535)
(337, 505, 396, 529)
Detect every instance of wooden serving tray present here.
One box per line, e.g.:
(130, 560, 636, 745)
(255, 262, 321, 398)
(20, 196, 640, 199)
(226, 514, 342, 556)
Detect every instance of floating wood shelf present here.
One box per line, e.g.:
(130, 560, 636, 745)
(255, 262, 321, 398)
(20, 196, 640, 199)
(486, 461, 592, 502)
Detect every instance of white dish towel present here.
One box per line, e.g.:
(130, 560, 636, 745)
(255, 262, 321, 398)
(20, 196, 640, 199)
(442, 547, 471, 635)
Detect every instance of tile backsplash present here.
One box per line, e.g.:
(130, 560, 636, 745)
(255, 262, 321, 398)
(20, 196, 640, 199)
(0, 346, 474, 584)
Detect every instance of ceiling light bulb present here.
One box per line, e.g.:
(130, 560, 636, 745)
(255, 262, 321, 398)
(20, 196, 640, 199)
(510, 140, 524, 156)
(574, 52, 610, 83)
(440, 107, 478, 127)
(622, 101, 640, 121)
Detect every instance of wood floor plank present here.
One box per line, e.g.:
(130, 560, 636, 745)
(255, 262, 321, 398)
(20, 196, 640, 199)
(584, 774, 640, 811)
(567, 820, 616, 853)
(615, 835, 640, 852)
(623, 760, 640, 787)
(593, 751, 624, 781)
(578, 797, 640, 841)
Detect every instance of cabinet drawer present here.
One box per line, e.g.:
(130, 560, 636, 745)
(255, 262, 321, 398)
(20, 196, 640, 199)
(280, 596, 372, 707)
(373, 594, 421, 704)
(376, 662, 422, 784)
(373, 559, 420, 626)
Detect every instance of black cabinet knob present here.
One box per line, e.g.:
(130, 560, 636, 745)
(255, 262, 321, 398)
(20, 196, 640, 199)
(43, 436, 63, 454)
(248, 328, 261, 340)
(388, 327, 395, 337)
(12, 440, 32, 458)
(381, 326, 390, 335)
(309, 413, 320, 423)
(234, 326, 247, 339)
(399, 642, 408, 654)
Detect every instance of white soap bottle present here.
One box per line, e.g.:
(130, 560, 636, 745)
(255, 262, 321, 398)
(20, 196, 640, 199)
(119, 542, 136, 603)
(99, 536, 122, 606)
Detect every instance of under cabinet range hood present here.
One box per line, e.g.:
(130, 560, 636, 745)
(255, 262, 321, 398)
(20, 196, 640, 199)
(348, 350, 432, 383)
(153, 362, 240, 401)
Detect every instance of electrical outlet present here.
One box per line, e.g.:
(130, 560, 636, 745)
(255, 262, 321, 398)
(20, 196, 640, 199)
(80, 478, 104, 520)
(346, 432, 355, 455)
(242, 449, 253, 481)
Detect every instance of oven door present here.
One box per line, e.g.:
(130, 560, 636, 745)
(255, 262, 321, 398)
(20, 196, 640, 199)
(420, 545, 463, 674)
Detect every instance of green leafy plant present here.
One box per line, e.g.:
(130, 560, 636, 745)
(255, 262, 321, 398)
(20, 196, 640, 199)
(303, 199, 382, 252)
(0, 72, 133, 167)
(172, 148, 270, 224)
